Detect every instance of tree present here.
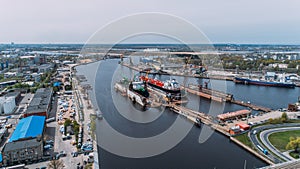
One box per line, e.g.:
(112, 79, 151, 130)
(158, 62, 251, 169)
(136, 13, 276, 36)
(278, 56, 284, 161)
(286, 137, 300, 153)
(47, 159, 65, 169)
(53, 86, 59, 93)
(281, 112, 288, 122)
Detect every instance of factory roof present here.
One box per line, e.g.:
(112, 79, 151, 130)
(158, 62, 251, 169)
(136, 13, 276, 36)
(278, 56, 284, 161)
(25, 88, 53, 114)
(9, 116, 45, 142)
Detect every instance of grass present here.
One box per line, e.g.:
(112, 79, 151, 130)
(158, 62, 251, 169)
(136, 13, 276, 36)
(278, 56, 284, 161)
(235, 133, 254, 149)
(256, 130, 286, 162)
(286, 119, 300, 123)
(84, 163, 93, 169)
(289, 151, 300, 159)
(268, 130, 300, 152)
(90, 115, 96, 140)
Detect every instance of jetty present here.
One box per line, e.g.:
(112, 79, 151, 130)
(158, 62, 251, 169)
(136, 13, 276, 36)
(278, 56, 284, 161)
(182, 83, 272, 112)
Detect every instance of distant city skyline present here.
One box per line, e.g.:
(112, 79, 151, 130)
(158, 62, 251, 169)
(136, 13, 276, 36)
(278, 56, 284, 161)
(1, 0, 300, 44)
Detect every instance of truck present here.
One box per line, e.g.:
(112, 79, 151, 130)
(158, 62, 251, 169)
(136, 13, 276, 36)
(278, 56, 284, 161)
(257, 144, 268, 155)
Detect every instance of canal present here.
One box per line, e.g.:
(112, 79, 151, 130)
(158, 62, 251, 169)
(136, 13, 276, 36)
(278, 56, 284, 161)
(76, 59, 299, 169)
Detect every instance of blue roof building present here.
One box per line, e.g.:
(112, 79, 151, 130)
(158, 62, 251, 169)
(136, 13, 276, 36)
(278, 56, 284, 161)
(9, 116, 46, 142)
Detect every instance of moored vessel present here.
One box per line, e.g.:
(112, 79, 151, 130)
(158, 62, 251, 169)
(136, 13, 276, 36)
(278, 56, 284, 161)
(233, 77, 295, 88)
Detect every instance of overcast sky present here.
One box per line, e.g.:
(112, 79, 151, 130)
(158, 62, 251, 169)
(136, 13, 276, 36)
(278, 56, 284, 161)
(1, 0, 300, 44)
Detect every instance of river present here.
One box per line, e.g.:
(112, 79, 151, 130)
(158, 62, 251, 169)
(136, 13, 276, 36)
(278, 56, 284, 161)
(76, 59, 299, 169)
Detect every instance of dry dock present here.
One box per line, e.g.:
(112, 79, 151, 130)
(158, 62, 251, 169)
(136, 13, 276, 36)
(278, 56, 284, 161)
(182, 84, 272, 112)
(181, 84, 233, 102)
(231, 100, 272, 112)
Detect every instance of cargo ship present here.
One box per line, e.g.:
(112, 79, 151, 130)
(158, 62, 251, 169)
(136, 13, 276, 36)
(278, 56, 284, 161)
(139, 75, 187, 102)
(233, 77, 296, 88)
(140, 76, 181, 94)
(128, 81, 150, 108)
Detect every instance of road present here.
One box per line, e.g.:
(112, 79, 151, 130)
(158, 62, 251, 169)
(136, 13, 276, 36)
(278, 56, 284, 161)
(260, 127, 300, 161)
(72, 69, 99, 168)
(249, 123, 300, 164)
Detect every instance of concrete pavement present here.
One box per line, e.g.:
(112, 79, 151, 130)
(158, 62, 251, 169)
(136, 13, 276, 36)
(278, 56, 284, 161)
(249, 123, 300, 164)
(260, 127, 300, 161)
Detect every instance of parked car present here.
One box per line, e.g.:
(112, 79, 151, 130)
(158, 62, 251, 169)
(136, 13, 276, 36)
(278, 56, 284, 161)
(5, 123, 12, 129)
(46, 140, 54, 145)
(56, 151, 67, 159)
(71, 152, 78, 157)
(59, 151, 67, 156)
(44, 144, 52, 150)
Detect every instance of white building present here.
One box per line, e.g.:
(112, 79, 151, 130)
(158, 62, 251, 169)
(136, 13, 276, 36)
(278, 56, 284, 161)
(269, 63, 288, 69)
(0, 96, 16, 114)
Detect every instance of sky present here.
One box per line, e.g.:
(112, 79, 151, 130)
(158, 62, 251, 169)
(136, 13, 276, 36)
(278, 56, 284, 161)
(1, 0, 300, 44)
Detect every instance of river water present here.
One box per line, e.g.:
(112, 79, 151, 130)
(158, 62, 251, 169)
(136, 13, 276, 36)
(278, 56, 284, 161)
(76, 59, 300, 169)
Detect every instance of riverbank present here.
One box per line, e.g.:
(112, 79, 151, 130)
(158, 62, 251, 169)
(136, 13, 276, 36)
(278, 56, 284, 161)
(73, 65, 99, 169)
(75, 59, 282, 168)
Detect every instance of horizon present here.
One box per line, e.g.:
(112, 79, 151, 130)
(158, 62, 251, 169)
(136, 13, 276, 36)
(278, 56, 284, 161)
(1, 0, 300, 44)
(1, 43, 300, 46)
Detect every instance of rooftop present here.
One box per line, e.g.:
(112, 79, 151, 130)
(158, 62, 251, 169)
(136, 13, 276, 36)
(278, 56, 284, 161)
(9, 116, 45, 142)
(25, 88, 53, 114)
(4, 138, 42, 152)
(217, 109, 251, 121)
(4, 91, 21, 98)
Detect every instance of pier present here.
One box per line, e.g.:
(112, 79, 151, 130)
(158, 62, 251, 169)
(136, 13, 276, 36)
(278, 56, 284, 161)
(164, 103, 273, 165)
(182, 83, 272, 112)
(121, 62, 233, 81)
(231, 100, 272, 112)
(181, 84, 233, 102)
(164, 103, 229, 136)
(122, 62, 273, 112)
(114, 66, 274, 165)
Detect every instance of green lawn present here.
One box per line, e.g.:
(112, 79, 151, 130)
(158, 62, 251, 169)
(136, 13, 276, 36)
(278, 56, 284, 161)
(235, 133, 254, 149)
(290, 151, 300, 159)
(268, 130, 300, 152)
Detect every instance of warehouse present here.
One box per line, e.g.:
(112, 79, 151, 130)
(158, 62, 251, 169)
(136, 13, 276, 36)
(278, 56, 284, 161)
(2, 116, 46, 166)
(24, 88, 53, 118)
(0, 97, 16, 114)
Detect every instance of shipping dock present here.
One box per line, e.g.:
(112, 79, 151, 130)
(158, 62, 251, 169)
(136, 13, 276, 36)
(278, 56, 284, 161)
(116, 60, 277, 165)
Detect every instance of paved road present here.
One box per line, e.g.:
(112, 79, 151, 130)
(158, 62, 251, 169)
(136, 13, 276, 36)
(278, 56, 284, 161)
(249, 123, 300, 164)
(260, 127, 300, 161)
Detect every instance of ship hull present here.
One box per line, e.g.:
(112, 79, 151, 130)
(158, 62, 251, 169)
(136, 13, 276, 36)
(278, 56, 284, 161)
(234, 77, 295, 88)
(147, 82, 181, 94)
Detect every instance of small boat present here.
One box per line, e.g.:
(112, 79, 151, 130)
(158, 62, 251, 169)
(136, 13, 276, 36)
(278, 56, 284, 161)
(195, 118, 201, 126)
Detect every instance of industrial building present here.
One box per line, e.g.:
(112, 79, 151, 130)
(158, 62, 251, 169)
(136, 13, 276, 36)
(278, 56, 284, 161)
(0, 128, 8, 143)
(38, 63, 54, 73)
(217, 109, 251, 122)
(4, 91, 21, 103)
(0, 97, 16, 114)
(2, 116, 46, 166)
(24, 88, 53, 118)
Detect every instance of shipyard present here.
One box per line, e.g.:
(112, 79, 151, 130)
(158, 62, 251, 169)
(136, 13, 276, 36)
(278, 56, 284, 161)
(0, 43, 298, 168)
(1, 0, 300, 168)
